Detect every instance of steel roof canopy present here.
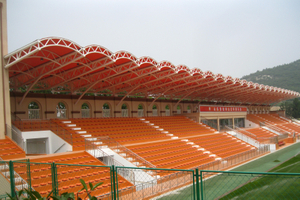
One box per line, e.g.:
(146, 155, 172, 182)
(4, 37, 300, 106)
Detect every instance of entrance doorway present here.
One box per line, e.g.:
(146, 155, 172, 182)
(26, 138, 47, 154)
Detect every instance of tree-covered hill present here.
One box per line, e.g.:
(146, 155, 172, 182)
(241, 59, 300, 93)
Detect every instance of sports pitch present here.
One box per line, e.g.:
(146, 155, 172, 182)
(157, 142, 300, 200)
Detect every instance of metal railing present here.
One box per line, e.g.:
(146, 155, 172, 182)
(116, 166, 194, 200)
(6, 124, 25, 150)
(81, 109, 90, 118)
(103, 109, 110, 117)
(11, 119, 74, 146)
(0, 159, 33, 196)
(11, 119, 51, 132)
(85, 136, 156, 168)
(165, 110, 170, 116)
(57, 109, 67, 119)
(0, 160, 196, 200)
(84, 139, 124, 167)
(264, 122, 291, 136)
(28, 109, 40, 119)
(225, 125, 260, 147)
(53, 143, 66, 153)
(191, 146, 270, 173)
(200, 116, 218, 131)
(138, 109, 144, 117)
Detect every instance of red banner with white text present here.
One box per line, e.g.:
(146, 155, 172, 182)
(199, 106, 247, 112)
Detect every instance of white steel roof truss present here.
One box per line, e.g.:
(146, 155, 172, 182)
(73, 61, 141, 94)
(138, 72, 192, 94)
(44, 57, 114, 90)
(114, 69, 176, 95)
(5, 37, 81, 68)
(15, 52, 84, 88)
(163, 76, 211, 97)
(93, 65, 159, 93)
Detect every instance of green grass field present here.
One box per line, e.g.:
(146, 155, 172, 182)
(219, 154, 300, 200)
(157, 142, 300, 200)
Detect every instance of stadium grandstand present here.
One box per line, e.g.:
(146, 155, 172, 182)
(1, 1, 300, 199)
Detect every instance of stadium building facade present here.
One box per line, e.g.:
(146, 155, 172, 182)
(1, 1, 300, 199)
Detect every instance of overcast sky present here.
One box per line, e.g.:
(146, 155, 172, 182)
(7, 0, 300, 78)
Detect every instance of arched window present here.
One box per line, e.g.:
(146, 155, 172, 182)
(57, 102, 67, 118)
(187, 105, 191, 113)
(165, 105, 170, 116)
(28, 102, 40, 119)
(81, 103, 90, 118)
(121, 104, 128, 117)
(152, 105, 158, 116)
(103, 103, 110, 117)
(177, 105, 181, 114)
(138, 104, 144, 117)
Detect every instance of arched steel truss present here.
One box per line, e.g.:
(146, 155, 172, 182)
(4, 37, 300, 106)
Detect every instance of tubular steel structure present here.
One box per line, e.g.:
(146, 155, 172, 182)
(4, 37, 300, 106)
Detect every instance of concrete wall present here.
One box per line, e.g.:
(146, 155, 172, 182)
(0, 0, 10, 139)
(10, 93, 202, 119)
(245, 119, 260, 128)
(21, 130, 72, 154)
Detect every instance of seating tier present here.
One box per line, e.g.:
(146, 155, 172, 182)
(12, 151, 133, 198)
(188, 134, 254, 158)
(0, 136, 26, 160)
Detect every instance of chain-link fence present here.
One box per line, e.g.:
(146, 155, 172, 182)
(2, 160, 300, 200)
(0, 161, 113, 199)
(115, 166, 195, 200)
(55, 163, 112, 199)
(200, 170, 300, 200)
(192, 145, 269, 172)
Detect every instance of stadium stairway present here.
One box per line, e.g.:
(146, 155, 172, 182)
(50, 117, 223, 170)
(141, 116, 256, 163)
(52, 118, 173, 151)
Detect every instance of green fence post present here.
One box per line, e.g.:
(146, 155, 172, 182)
(9, 161, 15, 198)
(115, 167, 119, 200)
(51, 162, 58, 196)
(26, 159, 32, 191)
(200, 171, 204, 200)
(195, 168, 200, 200)
(110, 165, 114, 200)
(192, 171, 196, 200)
(111, 165, 117, 200)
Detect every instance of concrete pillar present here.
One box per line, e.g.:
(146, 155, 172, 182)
(0, 0, 10, 139)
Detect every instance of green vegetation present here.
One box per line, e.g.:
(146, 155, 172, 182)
(5, 179, 103, 200)
(280, 98, 300, 118)
(241, 59, 300, 93)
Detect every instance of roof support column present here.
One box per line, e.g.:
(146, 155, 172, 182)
(148, 88, 171, 108)
(116, 85, 140, 107)
(174, 91, 194, 108)
(0, 0, 10, 139)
